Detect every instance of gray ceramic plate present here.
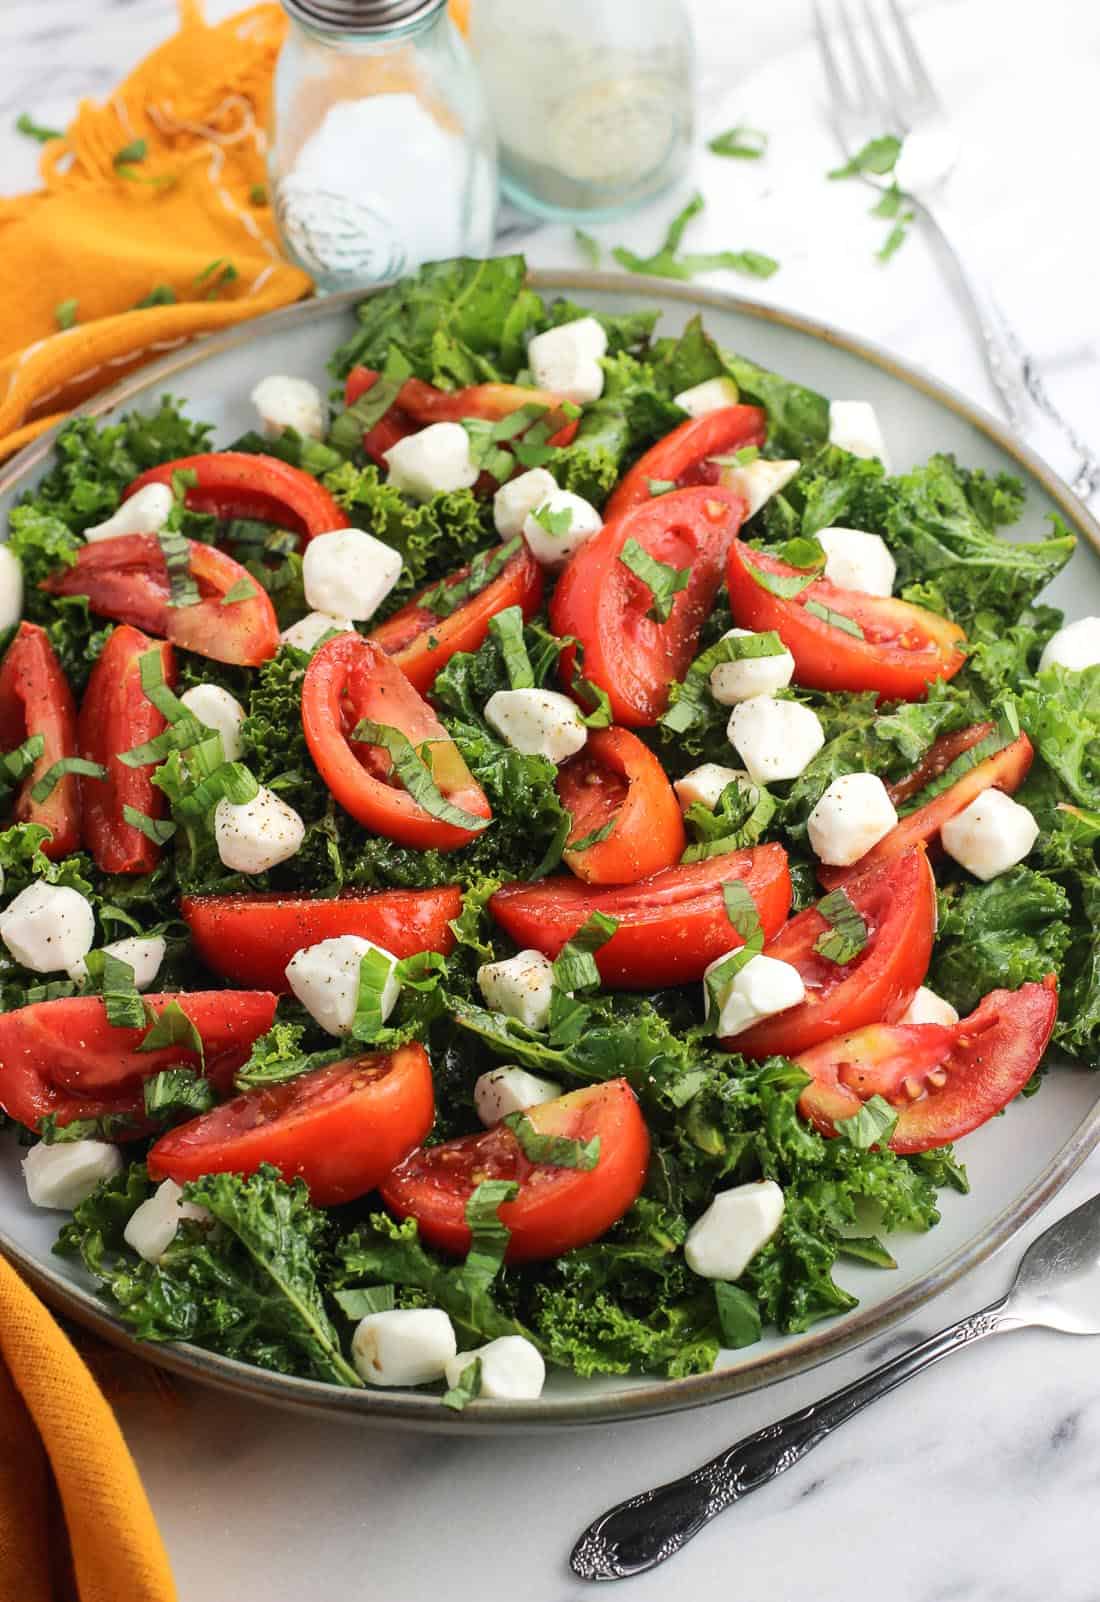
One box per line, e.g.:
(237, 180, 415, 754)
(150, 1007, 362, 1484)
(1, 274, 1098, 1432)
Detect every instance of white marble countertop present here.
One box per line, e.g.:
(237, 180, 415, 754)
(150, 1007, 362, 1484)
(3, 2, 1100, 1599)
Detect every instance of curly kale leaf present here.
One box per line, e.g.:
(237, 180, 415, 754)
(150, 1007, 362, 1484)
(929, 868, 1073, 1017)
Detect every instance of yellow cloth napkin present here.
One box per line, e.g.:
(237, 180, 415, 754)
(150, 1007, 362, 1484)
(0, 0, 312, 462)
(0, 1255, 177, 1602)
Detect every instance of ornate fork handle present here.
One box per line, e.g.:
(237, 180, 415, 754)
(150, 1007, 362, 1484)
(571, 1301, 1013, 1583)
(916, 194, 1100, 502)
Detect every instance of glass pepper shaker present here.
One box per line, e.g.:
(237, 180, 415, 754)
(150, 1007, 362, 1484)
(270, 0, 498, 293)
(467, 0, 695, 222)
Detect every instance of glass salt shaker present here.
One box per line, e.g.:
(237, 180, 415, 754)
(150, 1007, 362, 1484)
(270, 0, 498, 292)
(468, 0, 695, 222)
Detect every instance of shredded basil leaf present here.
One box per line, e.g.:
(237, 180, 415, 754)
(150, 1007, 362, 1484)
(647, 478, 676, 496)
(747, 563, 817, 600)
(329, 348, 412, 456)
(714, 1282, 763, 1348)
(138, 648, 191, 724)
(173, 760, 259, 818)
(29, 757, 106, 803)
(574, 228, 601, 267)
(442, 1355, 483, 1411)
(138, 999, 204, 1060)
(813, 888, 869, 965)
(118, 715, 213, 768)
(551, 911, 619, 994)
(351, 945, 399, 1042)
(81, 949, 145, 1029)
(703, 883, 765, 1028)
(417, 538, 520, 620)
(488, 605, 535, 690)
(351, 720, 489, 832)
(0, 734, 45, 789)
(503, 1111, 601, 1171)
(221, 578, 256, 606)
(16, 112, 62, 143)
(532, 501, 573, 538)
(568, 817, 617, 853)
(661, 632, 783, 736)
(708, 125, 768, 160)
(835, 1093, 899, 1150)
(619, 538, 690, 624)
(804, 598, 865, 639)
(122, 804, 177, 845)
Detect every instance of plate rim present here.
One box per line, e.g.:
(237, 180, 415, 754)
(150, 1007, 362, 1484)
(2, 271, 1098, 1432)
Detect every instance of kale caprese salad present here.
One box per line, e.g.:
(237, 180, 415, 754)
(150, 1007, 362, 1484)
(0, 254, 1093, 1405)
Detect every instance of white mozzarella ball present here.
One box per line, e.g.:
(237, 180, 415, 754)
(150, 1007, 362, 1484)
(709, 628, 795, 705)
(1039, 617, 1100, 673)
(526, 317, 607, 404)
(383, 421, 479, 500)
(251, 374, 325, 440)
(285, 934, 400, 1037)
(180, 684, 247, 763)
(214, 786, 305, 874)
(817, 527, 896, 597)
(493, 467, 559, 538)
(444, 1335, 546, 1401)
(828, 400, 891, 470)
(940, 789, 1039, 882)
(726, 696, 825, 784)
(477, 949, 556, 1032)
(474, 1066, 562, 1125)
(123, 1178, 210, 1263)
(69, 934, 166, 990)
(352, 1308, 457, 1387)
(684, 1180, 786, 1282)
(703, 952, 805, 1038)
(0, 545, 24, 630)
(521, 490, 602, 569)
(0, 883, 95, 974)
(673, 763, 755, 813)
(717, 457, 800, 518)
(23, 1139, 123, 1211)
(302, 527, 403, 621)
(84, 483, 174, 543)
(484, 688, 588, 764)
(900, 986, 959, 1028)
(672, 376, 740, 417)
(807, 772, 898, 866)
(280, 611, 356, 654)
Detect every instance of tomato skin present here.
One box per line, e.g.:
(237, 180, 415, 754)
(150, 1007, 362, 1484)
(726, 541, 966, 701)
(379, 1079, 650, 1262)
(42, 534, 279, 667)
(557, 726, 685, 885)
(344, 369, 574, 469)
(796, 975, 1058, 1152)
(490, 843, 791, 989)
(301, 632, 491, 851)
(0, 991, 279, 1132)
(550, 486, 749, 727)
(729, 849, 936, 1059)
(818, 729, 1035, 891)
(148, 1044, 435, 1207)
(367, 543, 544, 693)
(181, 886, 462, 991)
(79, 625, 174, 875)
(0, 622, 80, 859)
(125, 452, 348, 545)
(605, 405, 768, 518)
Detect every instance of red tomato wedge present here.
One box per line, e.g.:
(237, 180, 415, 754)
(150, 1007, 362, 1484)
(344, 368, 576, 468)
(726, 541, 966, 701)
(79, 625, 174, 875)
(181, 887, 462, 991)
(379, 1079, 649, 1262)
(818, 728, 1035, 891)
(0, 622, 80, 858)
(605, 405, 768, 518)
(550, 486, 749, 727)
(884, 722, 995, 808)
(0, 991, 279, 1132)
(556, 726, 685, 886)
(367, 542, 544, 693)
(125, 452, 348, 545)
(148, 1044, 434, 1207)
(42, 534, 279, 667)
(796, 976, 1058, 1153)
(729, 849, 937, 1059)
(301, 632, 491, 851)
(490, 843, 791, 989)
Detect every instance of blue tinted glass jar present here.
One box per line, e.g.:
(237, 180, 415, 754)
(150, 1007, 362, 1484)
(271, 0, 498, 292)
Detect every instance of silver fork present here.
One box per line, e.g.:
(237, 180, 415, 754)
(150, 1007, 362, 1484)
(571, 1187, 1100, 1582)
(813, 0, 1100, 502)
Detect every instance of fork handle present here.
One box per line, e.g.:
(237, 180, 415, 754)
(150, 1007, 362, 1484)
(570, 1298, 1013, 1583)
(918, 196, 1100, 501)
